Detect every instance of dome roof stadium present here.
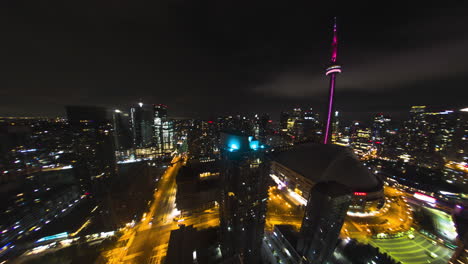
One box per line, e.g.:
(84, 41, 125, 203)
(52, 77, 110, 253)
(271, 143, 381, 192)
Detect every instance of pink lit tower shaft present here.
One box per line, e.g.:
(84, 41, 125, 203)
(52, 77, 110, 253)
(323, 17, 342, 144)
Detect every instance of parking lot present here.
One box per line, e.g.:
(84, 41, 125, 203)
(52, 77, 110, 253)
(370, 232, 453, 264)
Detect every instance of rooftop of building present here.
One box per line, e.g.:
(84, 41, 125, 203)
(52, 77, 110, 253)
(271, 143, 382, 192)
(165, 225, 220, 264)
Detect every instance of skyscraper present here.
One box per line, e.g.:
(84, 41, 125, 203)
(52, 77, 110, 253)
(303, 108, 321, 142)
(153, 103, 168, 119)
(290, 108, 305, 141)
(323, 17, 342, 144)
(280, 111, 290, 133)
(424, 110, 458, 156)
(372, 113, 391, 143)
(452, 108, 468, 162)
(297, 182, 352, 264)
(331, 110, 340, 143)
(112, 109, 132, 151)
(219, 132, 268, 263)
(402, 106, 429, 153)
(253, 113, 270, 143)
(153, 104, 174, 155)
(130, 102, 153, 148)
(66, 106, 116, 193)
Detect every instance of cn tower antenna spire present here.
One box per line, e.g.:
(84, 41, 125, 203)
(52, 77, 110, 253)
(323, 17, 342, 144)
(331, 16, 338, 63)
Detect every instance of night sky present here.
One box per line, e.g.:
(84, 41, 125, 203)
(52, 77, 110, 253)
(1, 1, 468, 121)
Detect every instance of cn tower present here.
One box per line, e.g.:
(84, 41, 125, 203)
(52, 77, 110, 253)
(323, 17, 342, 144)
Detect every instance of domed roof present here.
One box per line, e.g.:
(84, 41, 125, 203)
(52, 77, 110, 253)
(271, 143, 381, 192)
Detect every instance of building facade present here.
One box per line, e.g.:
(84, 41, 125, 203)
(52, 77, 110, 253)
(66, 106, 116, 193)
(297, 182, 352, 264)
(219, 132, 268, 263)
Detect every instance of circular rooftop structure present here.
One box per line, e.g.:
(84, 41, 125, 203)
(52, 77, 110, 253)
(271, 143, 382, 192)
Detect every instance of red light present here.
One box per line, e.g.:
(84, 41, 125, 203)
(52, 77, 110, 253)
(84, 192, 90, 196)
(268, 120, 273, 123)
(207, 121, 213, 124)
(354, 192, 367, 196)
(414, 192, 436, 203)
(375, 141, 382, 144)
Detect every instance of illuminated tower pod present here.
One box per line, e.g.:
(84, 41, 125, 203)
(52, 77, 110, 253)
(323, 18, 342, 144)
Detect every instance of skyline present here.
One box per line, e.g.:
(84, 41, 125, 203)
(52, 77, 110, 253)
(1, 3, 467, 263)
(1, 2, 468, 119)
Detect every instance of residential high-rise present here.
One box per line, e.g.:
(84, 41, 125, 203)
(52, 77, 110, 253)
(66, 106, 116, 193)
(112, 109, 132, 151)
(290, 108, 305, 141)
(396, 106, 463, 167)
(219, 132, 268, 263)
(331, 110, 340, 143)
(400, 106, 429, 154)
(280, 111, 290, 133)
(154, 103, 168, 119)
(323, 17, 342, 144)
(372, 113, 391, 143)
(452, 108, 468, 162)
(253, 113, 270, 143)
(187, 120, 218, 159)
(297, 182, 352, 264)
(153, 104, 174, 155)
(130, 102, 153, 148)
(425, 110, 458, 157)
(303, 108, 321, 142)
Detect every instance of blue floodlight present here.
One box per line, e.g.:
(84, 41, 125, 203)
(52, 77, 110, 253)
(230, 144, 239, 150)
(249, 140, 259, 150)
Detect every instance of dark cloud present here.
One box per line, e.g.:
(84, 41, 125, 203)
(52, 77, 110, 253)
(254, 37, 468, 97)
(1, 1, 467, 119)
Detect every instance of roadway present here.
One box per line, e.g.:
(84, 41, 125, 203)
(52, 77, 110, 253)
(181, 207, 220, 230)
(345, 186, 413, 237)
(266, 185, 413, 238)
(266, 186, 303, 231)
(105, 155, 183, 264)
(104, 154, 221, 264)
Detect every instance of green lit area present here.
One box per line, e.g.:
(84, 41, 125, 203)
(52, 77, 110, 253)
(423, 207, 458, 242)
(370, 231, 454, 264)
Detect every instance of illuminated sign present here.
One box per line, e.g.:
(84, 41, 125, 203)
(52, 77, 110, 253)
(354, 192, 367, 196)
(413, 192, 436, 203)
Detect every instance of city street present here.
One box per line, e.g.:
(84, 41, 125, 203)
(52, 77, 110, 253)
(105, 155, 183, 264)
(345, 186, 413, 236)
(103, 155, 221, 264)
(181, 208, 220, 230)
(266, 186, 303, 231)
(266, 185, 413, 238)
